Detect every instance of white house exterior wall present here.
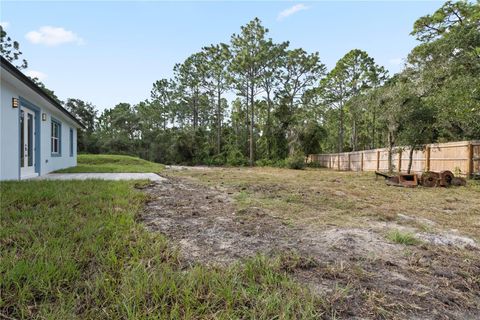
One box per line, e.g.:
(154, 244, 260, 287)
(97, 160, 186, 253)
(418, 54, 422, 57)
(1, 70, 79, 180)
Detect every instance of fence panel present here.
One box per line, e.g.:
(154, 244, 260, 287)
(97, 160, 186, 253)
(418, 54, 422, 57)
(363, 150, 378, 171)
(308, 140, 480, 177)
(474, 144, 480, 175)
(399, 148, 425, 173)
(428, 141, 469, 174)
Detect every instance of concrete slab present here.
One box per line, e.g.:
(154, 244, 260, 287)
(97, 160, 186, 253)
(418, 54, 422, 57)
(32, 173, 166, 181)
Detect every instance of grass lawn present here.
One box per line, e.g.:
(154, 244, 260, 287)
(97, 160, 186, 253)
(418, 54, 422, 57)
(55, 154, 165, 173)
(2, 163, 479, 318)
(0, 179, 320, 319)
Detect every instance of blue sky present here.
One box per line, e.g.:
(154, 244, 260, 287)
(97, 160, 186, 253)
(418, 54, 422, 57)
(1, 1, 443, 110)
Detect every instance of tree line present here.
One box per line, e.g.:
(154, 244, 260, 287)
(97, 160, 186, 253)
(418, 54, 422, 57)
(2, 1, 479, 169)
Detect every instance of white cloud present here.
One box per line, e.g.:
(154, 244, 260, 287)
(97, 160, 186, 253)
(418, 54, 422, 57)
(389, 58, 403, 66)
(25, 26, 84, 46)
(0, 21, 10, 29)
(25, 70, 48, 81)
(278, 4, 309, 21)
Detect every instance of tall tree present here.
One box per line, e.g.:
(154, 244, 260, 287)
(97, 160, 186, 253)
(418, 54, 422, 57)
(258, 41, 288, 159)
(202, 43, 232, 154)
(278, 48, 326, 155)
(64, 99, 98, 152)
(319, 49, 387, 152)
(408, 0, 480, 140)
(174, 53, 207, 130)
(151, 79, 175, 130)
(230, 18, 270, 165)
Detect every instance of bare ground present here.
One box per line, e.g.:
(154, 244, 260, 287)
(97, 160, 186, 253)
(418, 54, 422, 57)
(140, 168, 480, 319)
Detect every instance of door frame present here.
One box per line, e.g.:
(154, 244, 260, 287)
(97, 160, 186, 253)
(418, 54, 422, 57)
(18, 97, 41, 179)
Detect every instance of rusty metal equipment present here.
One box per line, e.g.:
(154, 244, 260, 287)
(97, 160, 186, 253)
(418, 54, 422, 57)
(451, 177, 467, 186)
(420, 171, 440, 187)
(438, 170, 454, 187)
(375, 171, 418, 188)
(377, 170, 466, 188)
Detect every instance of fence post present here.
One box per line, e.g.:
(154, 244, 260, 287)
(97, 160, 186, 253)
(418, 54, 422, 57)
(467, 142, 473, 178)
(337, 154, 341, 171)
(376, 150, 380, 171)
(361, 152, 364, 172)
(425, 146, 431, 171)
(398, 149, 402, 173)
(348, 153, 351, 171)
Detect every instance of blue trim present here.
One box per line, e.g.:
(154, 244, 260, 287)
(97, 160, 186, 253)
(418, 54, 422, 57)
(51, 117, 62, 157)
(69, 128, 74, 157)
(19, 97, 41, 177)
(18, 102, 21, 180)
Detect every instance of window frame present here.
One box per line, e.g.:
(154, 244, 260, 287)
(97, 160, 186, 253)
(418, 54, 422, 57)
(51, 118, 62, 157)
(69, 128, 74, 157)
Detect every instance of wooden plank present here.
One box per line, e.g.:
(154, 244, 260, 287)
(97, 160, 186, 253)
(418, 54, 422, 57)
(467, 142, 473, 178)
(425, 146, 431, 171)
(398, 149, 402, 172)
(376, 150, 380, 171)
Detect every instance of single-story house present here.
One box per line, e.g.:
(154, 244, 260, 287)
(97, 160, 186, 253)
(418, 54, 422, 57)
(1, 56, 85, 180)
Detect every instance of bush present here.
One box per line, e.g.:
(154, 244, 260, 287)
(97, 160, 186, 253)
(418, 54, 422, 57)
(226, 149, 248, 166)
(285, 153, 306, 170)
(255, 159, 276, 167)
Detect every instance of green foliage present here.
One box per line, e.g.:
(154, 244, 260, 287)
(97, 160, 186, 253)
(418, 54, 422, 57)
(226, 148, 248, 166)
(58, 2, 479, 166)
(0, 180, 321, 319)
(0, 25, 27, 69)
(285, 152, 306, 170)
(319, 49, 388, 152)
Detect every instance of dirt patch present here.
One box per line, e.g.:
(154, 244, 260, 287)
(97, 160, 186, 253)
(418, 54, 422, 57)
(141, 176, 480, 319)
(142, 176, 300, 265)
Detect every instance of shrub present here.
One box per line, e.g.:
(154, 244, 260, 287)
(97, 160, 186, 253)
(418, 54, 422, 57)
(226, 149, 248, 166)
(285, 153, 306, 170)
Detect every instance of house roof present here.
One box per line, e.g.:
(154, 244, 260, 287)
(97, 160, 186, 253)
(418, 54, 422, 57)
(1, 56, 85, 129)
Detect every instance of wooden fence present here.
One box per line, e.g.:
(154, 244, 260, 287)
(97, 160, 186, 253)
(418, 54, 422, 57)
(307, 140, 480, 177)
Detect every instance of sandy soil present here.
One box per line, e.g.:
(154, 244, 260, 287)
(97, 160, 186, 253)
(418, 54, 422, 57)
(140, 170, 480, 319)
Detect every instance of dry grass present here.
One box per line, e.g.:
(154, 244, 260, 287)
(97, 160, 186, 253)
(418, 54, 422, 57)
(169, 167, 480, 241)
(164, 166, 480, 318)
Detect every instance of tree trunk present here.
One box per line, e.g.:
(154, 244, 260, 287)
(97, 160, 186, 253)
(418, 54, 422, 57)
(245, 85, 249, 156)
(193, 91, 198, 130)
(338, 102, 344, 153)
(371, 104, 376, 149)
(387, 131, 395, 173)
(249, 84, 255, 166)
(265, 92, 272, 159)
(407, 146, 415, 174)
(352, 118, 357, 151)
(216, 88, 221, 155)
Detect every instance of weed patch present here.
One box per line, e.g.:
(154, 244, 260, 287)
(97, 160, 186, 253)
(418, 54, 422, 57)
(387, 229, 421, 245)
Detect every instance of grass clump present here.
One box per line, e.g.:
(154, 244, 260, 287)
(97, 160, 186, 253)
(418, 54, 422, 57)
(0, 180, 321, 319)
(386, 229, 421, 245)
(56, 154, 164, 173)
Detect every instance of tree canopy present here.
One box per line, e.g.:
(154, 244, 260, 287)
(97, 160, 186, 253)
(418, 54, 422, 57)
(2, 1, 478, 167)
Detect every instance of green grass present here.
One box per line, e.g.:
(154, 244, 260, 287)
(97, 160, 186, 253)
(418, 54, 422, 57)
(0, 180, 322, 319)
(56, 154, 165, 173)
(386, 229, 421, 245)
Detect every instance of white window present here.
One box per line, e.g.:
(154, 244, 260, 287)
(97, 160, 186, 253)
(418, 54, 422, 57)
(51, 120, 61, 155)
